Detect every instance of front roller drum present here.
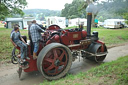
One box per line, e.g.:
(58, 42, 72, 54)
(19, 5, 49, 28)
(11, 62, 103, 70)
(87, 44, 107, 62)
(37, 43, 72, 80)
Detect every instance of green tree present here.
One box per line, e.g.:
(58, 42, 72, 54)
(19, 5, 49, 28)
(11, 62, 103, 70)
(61, 0, 87, 19)
(98, 0, 128, 24)
(112, 0, 128, 24)
(84, 0, 128, 25)
(123, 13, 128, 24)
(0, 0, 27, 20)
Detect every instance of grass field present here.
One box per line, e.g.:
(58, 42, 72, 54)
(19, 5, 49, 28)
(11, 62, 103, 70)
(0, 27, 128, 62)
(41, 55, 128, 85)
(91, 27, 128, 46)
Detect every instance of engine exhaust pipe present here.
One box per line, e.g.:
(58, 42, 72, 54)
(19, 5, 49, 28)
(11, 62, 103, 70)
(86, 3, 97, 37)
(87, 13, 92, 37)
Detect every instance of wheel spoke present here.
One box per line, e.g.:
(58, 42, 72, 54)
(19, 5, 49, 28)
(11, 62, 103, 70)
(45, 64, 55, 72)
(44, 58, 54, 63)
(53, 49, 58, 59)
(59, 50, 66, 61)
(60, 61, 66, 66)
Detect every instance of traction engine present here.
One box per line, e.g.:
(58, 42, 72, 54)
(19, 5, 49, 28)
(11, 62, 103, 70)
(11, 12, 108, 80)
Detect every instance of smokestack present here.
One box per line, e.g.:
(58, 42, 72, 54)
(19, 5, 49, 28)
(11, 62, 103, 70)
(86, 3, 97, 37)
(87, 13, 92, 37)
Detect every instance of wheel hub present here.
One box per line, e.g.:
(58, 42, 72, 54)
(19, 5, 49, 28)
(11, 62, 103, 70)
(54, 59, 60, 66)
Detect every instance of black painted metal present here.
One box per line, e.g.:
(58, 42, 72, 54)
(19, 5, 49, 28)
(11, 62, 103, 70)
(87, 13, 92, 37)
(92, 31, 99, 41)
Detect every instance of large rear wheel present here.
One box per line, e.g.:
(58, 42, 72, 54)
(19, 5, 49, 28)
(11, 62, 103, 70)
(37, 43, 72, 80)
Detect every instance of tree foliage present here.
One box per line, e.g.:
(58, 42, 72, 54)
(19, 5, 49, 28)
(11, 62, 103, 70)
(62, 0, 128, 25)
(110, 0, 128, 24)
(0, 0, 27, 20)
(123, 13, 128, 24)
(96, 0, 128, 23)
(61, 0, 87, 19)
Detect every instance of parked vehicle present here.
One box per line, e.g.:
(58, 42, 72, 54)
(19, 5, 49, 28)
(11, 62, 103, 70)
(69, 18, 87, 27)
(23, 17, 35, 29)
(46, 17, 66, 29)
(103, 19, 125, 29)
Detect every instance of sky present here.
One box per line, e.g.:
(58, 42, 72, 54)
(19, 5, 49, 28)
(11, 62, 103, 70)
(25, 0, 106, 10)
(25, 0, 73, 10)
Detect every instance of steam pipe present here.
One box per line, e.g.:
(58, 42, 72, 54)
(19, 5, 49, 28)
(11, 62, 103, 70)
(87, 13, 92, 37)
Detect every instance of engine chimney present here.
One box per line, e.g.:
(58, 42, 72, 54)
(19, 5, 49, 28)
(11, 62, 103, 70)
(87, 13, 92, 37)
(86, 3, 97, 37)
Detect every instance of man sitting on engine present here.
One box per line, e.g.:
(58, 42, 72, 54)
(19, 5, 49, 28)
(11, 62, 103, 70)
(30, 20, 44, 59)
(10, 26, 30, 62)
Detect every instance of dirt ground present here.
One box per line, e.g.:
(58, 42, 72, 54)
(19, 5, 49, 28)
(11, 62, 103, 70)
(0, 43, 128, 85)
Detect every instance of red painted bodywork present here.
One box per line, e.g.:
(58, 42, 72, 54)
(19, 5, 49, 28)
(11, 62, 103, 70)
(15, 25, 104, 72)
